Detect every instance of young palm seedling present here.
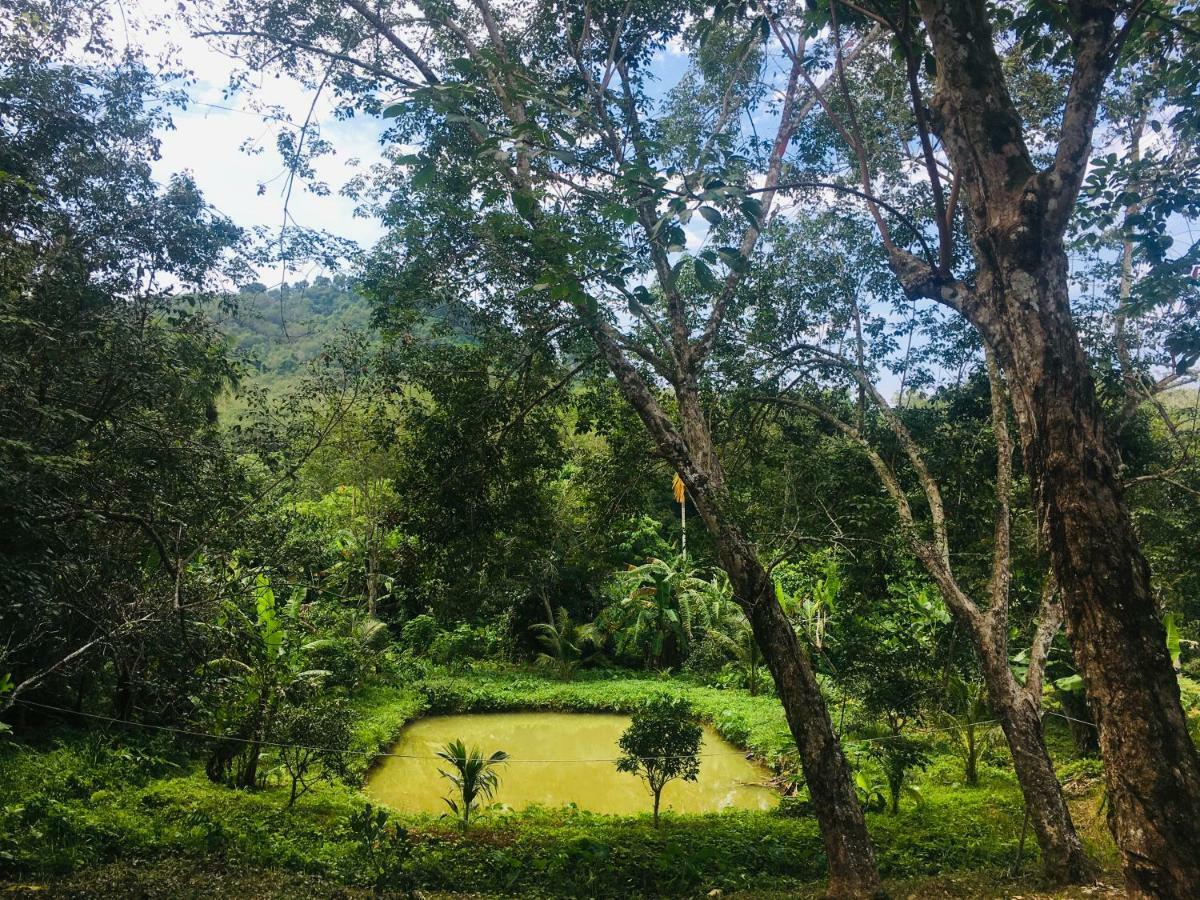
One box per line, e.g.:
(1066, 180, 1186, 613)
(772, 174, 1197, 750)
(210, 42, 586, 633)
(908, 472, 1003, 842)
(436, 739, 509, 830)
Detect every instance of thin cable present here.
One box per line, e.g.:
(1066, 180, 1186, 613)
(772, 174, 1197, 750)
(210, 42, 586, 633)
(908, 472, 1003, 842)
(14, 699, 1016, 760)
(13, 699, 747, 762)
(1045, 710, 1099, 730)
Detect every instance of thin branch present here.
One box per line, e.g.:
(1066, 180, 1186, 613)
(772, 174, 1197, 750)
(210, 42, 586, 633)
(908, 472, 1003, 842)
(194, 29, 419, 87)
(342, 0, 441, 85)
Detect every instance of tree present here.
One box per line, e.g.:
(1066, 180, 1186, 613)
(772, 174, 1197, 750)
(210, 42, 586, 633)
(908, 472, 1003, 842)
(192, 3, 886, 887)
(765, 348, 1091, 878)
(201, 571, 330, 789)
(615, 695, 702, 827)
(772, 4, 1200, 890)
(273, 697, 353, 807)
(862, 731, 929, 816)
(0, 2, 249, 718)
(436, 739, 509, 830)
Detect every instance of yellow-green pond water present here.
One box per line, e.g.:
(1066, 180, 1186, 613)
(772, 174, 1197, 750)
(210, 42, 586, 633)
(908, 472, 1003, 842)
(365, 711, 778, 815)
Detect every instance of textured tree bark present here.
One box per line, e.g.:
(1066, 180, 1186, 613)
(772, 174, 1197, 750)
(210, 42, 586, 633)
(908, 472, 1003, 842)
(980, 257, 1200, 897)
(977, 641, 1091, 881)
(591, 334, 883, 898)
(910, 3, 1200, 893)
(730, 531, 883, 899)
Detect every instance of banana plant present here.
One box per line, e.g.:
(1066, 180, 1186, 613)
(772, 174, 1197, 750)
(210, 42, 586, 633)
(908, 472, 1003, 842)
(776, 557, 842, 651)
(937, 675, 999, 786)
(600, 555, 727, 667)
(204, 570, 330, 788)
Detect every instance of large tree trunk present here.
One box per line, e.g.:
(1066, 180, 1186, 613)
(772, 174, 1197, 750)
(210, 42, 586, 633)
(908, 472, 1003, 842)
(676, 394, 881, 897)
(977, 642, 1091, 881)
(911, 3, 1200, 893)
(981, 254, 1200, 896)
(725, 531, 882, 899)
(677, 392, 881, 897)
(590, 332, 882, 898)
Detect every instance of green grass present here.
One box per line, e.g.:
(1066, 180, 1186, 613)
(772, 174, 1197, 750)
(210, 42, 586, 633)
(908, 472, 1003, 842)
(0, 762, 1034, 896)
(0, 666, 1117, 897)
(420, 668, 798, 764)
(346, 684, 427, 780)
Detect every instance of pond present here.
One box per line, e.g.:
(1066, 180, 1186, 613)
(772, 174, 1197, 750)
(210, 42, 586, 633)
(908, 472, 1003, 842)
(365, 711, 778, 815)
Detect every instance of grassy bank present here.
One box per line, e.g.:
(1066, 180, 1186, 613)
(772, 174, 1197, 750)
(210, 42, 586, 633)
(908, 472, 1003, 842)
(0, 667, 1117, 897)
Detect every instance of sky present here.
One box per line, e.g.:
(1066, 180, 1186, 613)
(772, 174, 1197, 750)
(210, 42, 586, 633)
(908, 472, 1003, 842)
(106, 3, 949, 399)
(126, 1, 693, 285)
(129, 1, 388, 282)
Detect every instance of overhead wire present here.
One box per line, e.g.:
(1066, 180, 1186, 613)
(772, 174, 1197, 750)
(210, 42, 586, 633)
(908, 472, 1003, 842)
(12, 698, 1072, 765)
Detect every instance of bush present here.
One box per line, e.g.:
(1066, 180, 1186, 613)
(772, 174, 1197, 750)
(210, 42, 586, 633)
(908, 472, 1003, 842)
(399, 614, 439, 652)
(429, 623, 507, 666)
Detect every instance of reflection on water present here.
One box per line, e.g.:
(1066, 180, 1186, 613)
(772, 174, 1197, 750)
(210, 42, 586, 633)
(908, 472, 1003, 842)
(365, 711, 778, 815)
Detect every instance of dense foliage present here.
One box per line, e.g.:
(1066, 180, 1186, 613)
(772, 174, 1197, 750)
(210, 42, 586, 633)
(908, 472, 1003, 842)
(4, 0, 1200, 896)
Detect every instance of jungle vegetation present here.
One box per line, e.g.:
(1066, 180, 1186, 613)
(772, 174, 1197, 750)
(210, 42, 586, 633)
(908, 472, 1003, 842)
(3, 0, 1200, 897)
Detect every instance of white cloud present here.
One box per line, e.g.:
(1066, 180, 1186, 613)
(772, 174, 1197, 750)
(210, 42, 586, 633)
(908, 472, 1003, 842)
(122, 0, 388, 277)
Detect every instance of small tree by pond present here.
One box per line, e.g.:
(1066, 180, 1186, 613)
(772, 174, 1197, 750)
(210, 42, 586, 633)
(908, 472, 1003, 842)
(436, 739, 509, 829)
(273, 697, 352, 807)
(616, 695, 702, 827)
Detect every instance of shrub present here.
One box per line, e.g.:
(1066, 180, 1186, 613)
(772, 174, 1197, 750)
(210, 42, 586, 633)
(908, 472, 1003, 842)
(616, 695, 702, 827)
(399, 614, 439, 652)
(429, 623, 506, 666)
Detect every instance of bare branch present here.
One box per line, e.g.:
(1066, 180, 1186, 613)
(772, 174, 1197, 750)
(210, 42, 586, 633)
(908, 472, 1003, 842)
(343, 0, 441, 85)
(1024, 571, 1064, 703)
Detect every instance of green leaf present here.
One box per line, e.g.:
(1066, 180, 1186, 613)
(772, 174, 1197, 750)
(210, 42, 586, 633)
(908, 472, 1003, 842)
(411, 165, 436, 190)
(1054, 674, 1084, 694)
(1164, 612, 1181, 669)
(694, 259, 719, 292)
(739, 197, 764, 226)
(512, 190, 538, 221)
(698, 206, 723, 227)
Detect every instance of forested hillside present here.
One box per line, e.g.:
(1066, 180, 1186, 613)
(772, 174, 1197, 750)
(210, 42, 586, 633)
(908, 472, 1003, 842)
(220, 278, 373, 392)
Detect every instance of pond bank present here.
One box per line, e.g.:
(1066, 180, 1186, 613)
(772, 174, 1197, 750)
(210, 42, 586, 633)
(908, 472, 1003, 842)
(365, 710, 777, 814)
(1, 668, 1117, 897)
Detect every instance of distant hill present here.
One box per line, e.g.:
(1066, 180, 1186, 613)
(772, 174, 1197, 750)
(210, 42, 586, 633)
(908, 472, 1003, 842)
(219, 276, 373, 398)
